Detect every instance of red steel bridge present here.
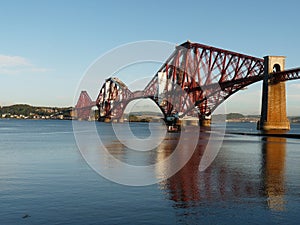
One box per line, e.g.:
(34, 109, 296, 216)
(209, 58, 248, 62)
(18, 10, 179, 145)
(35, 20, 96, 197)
(74, 90, 96, 120)
(75, 41, 300, 126)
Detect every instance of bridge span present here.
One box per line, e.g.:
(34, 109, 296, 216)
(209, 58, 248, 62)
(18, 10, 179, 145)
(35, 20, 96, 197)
(75, 41, 300, 130)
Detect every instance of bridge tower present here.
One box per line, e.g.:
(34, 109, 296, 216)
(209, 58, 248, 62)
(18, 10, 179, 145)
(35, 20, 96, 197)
(258, 56, 290, 130)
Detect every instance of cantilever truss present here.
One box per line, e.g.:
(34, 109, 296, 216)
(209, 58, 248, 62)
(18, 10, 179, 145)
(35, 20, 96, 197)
(93, 41, 300, 120)
(144, 41, 265, 118)
(96, 77, 133, 119)
(75, 91, 96, 120)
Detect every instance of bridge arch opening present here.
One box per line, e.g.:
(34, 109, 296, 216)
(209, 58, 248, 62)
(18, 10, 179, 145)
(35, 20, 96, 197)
(123, 98, 165, 123)
(273, 64, 281, 73)
(122, 98, 166, 138)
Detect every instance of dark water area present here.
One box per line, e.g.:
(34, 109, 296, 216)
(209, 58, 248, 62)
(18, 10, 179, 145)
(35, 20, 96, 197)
(0, 119, 300, 224)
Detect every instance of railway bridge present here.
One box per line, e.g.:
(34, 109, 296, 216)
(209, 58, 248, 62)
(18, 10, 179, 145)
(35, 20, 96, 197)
(75, 41, 300, 130)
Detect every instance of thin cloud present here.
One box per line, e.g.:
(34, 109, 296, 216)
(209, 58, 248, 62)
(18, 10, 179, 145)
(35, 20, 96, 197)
(289, 83, 300, 89)
(287, 94, 300, 100)
(0, 55, 31, 67)
(0, 54, 50, 75)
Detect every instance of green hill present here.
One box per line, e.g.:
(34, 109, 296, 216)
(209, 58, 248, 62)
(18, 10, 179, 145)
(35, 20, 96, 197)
(0, 104, 72, 119)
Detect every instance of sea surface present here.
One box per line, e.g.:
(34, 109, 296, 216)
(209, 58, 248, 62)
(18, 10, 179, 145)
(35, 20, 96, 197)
(0, 119, 300, 224)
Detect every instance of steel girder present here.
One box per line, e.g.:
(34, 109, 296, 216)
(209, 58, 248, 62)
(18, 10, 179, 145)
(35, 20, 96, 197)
(269, 67, 300, 83)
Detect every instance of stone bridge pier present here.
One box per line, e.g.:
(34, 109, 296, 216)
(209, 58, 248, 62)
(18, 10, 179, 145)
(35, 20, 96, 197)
(258, 56, 290, 130)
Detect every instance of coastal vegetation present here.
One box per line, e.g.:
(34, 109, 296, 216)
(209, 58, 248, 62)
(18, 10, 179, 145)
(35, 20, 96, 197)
(0, 104, 72, 120)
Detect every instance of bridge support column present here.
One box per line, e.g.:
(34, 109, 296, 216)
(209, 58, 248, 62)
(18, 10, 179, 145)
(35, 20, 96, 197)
(200, 115, 211, 127)
(258, 56, 290, 130)
(200, 118, 211, 127)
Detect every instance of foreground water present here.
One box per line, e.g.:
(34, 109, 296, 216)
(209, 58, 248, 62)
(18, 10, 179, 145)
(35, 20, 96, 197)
(0, 119, 300, 224)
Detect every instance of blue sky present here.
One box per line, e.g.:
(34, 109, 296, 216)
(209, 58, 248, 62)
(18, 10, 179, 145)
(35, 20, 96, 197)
(1, 0, 300, 115)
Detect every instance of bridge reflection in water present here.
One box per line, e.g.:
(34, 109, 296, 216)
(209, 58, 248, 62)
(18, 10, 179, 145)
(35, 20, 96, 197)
(261, 132, 286, 211)
(155, 130, 287, 212)
(101, 125, 287, 212)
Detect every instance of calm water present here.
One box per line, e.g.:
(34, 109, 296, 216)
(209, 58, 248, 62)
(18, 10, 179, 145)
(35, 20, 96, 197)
(0, 119, 300, 224)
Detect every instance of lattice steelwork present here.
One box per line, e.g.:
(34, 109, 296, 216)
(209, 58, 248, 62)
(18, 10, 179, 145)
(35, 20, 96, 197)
(96, 77, 133, 119)
(92, 41, 300, 121)
(269, 67, 300, 83)
(148, 41, 265, 118)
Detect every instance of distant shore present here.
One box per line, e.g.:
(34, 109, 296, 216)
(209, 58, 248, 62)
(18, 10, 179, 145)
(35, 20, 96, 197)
(1, 104, 300, 123)
(0, 104, 73, 120)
